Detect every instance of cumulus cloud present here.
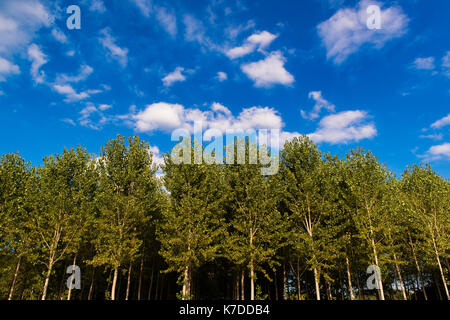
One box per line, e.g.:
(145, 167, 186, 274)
(0, 0, 52, 55)
(52, 84, 101, 103)
(442, 51, 450, 77)
(99, 28, 128, 67)
(162, 67, 186, 86)
(431, 114, 450, 129)
(78, 103, 111, 130)
(130, 0, 152, 17)
(301, 91, 336, 120)
(27, 43, 48, 83)
(216, 71, 228, 82)
(51, 28, 68, 44)
(0, 57, 20, 81)
(89, 0, 106, 13)
(241, 51, 294, 87)
(308, 110, 377, 144)
(132, 102, 284, 134)
(55, 65, 93, 84)
(155, 6, 177, 37)
(317, 0, 408, 64)
(421, 143, 450, 162)
(413, 57, 435, 70)
(226, 30, 277, 59)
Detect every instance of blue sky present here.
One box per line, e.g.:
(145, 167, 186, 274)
(0, 0, 449, 178)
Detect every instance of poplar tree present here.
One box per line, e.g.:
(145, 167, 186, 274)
(91, 135, 158, 300)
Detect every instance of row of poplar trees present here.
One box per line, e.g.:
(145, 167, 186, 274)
(0, 135, 448, 300)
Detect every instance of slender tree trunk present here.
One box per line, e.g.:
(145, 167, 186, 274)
(88, 267, 95, 300)
(393, 253, 407, 300)
(42, 258, 54, 300)
(182, 263, 191, 299)
(250, 258, 255, 300)
(296, 258, 301, 300)
(356, 271, 364, 300)
(249, 229, 255, 301)
(282, 262, 287, 300)
(409, 232, 427, 300)
(326, 281, 332, 300)
(111, 267, 119, 300)
(126, 263, 132, 300)
(274, 270, 278, 301)
(370, 236, 385, 300)
(67, 254, 77, 300)
(241, 267, 245, 300)
(8, 255, 21, 300)
(137, 256, 144, 300)
(430, 228, 449, 299)
(345, 255, 355, 300)
(313, 267, 320, 300)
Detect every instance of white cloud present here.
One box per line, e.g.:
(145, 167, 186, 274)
(442, 51, 450, 77)
(211, 102, 231, 116)
(99, 28, 128, 67)
(0, 0, 52, 55)
(132, 102, 284, 134)
(422, 143, 450, 161)
(301, 91, 336, 120)
(52, 84, 101, 103)
(317, 0, 408, 64)
(79, 103, 111, 130)
(56, 65, 93, 84)
(308, 110, 377, 144)
(241, 51, 294, 87)
(419, 133, 443, 141)
(216, 71, 227, 82)
(134, 102, 185, 132)
(89, 0, 106, 13)
(27, 43, 47, 83)
(130, 0, 152, 17)
(431, 113, 450, 129)
(162, 67, 186, 86)
(155, 6, 177, 37)
(226, 30, 277, 59)
(51, 28, 68, 44)
(0, 56, 20, 81)
(413, 57, 435, 70)
(99, 104, 112, 111)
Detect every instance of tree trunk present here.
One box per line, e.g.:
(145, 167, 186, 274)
(182, 264, 191, 299)
(409, 232, 427, 300)
(249, 229, 255, 301)
(431, 229, 449, 299)
(274, 270, 278, 301)
(111, 267, 119, 300)
(137, 256, 144, 300)
(313, 267, 320, 300)
(296, 258, 301, 300)
(240, 267, 245, 300)
(282, 262, 287, 300)
(393, 253, 407, 300)
(250, 258, 255, 300)
(8, 255, 21, 300)
(345, 255, 355, 300)
(126, 263, 132, 300)
(41, 259, 54, 300)
(88, 267, 95, 300)
(67, 254, 77, 300)
(370, 236, 385, 300)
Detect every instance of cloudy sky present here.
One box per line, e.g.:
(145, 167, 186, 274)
(0, 0, 449, 177)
